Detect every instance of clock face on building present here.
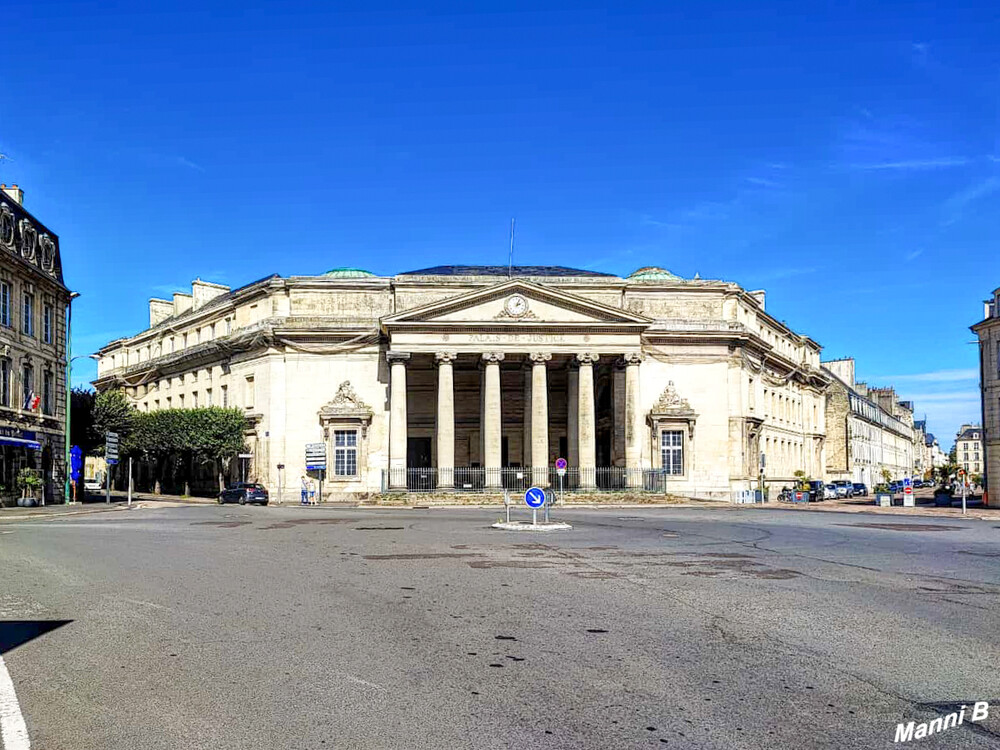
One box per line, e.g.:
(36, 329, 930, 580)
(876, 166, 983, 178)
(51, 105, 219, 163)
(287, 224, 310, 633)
(505, 294, 528, 317)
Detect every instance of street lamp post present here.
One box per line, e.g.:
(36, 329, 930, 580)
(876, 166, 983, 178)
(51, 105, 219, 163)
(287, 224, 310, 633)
(64, 292, 80, 503)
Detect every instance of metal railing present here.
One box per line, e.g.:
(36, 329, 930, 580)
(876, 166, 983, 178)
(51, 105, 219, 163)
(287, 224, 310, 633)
(381, 467, 678, 493)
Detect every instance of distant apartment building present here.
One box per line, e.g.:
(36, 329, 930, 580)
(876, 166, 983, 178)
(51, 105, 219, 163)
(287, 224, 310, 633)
(954, 424, 983, 477)
(972, 288, 1000, 505)
(923, 430, 947, 475)
(823, 358, 915, 486)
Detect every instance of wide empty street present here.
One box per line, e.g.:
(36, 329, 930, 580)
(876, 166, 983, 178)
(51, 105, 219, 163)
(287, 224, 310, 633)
(1, 504, 999, 750)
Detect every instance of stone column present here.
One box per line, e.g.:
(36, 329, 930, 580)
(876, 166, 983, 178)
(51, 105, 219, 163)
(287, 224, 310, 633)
(387, 351, 410, 488)
(482, 352, 504, 487)
(435, 351, 457, 489)
(624, 353, 643, 487)
(522, 363, 532, 469)
(567, 362, 579, 484)
(577, 353, 598, 489)
(530, 352, 552, 486)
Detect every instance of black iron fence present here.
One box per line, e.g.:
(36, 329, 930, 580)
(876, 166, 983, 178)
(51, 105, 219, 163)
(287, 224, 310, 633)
(381, 467, 679, 493)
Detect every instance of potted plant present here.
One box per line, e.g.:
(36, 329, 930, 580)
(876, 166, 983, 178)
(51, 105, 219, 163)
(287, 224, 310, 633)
(16, 468, 42, 508)
(874, 468, 892, 507)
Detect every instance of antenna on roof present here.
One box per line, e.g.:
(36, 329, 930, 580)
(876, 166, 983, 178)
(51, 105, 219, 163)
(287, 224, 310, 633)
(508, 218, 516, 279)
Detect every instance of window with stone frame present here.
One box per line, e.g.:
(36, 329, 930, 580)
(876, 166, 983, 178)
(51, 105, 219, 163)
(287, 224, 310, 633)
(0, 281, 10, 328)
(21, 291, 34, 337)
(661, 430, 684, 475)
(334, 430, 358, 476)
(21, 364, 33, 409)
(42, 370, 53, 415)
(43, 302, 53, 344)
(0, 358, 9, 407)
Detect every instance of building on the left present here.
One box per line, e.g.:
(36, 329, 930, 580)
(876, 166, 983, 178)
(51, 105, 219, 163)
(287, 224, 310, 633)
(0, 184, 71, 504)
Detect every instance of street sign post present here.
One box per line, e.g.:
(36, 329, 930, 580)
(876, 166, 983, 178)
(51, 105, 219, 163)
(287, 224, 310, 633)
(555, 457, 567, 505)
(525, 486, 545, 525)
(305, 442, 327, 503)
(105, 432, 119, 504)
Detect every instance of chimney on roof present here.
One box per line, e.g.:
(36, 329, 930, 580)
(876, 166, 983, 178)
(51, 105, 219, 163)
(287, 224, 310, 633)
(191, 279, 230, 310)
(0, 184, 23, 206)
(149, 298, 173, 327)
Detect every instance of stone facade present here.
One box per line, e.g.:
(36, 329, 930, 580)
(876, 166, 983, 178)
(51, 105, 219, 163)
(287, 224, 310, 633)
(972, 289, 1000, 504)
(822, 358, 915, 486)
(0, 184, 71, 504)
(94, 265, 830, 500)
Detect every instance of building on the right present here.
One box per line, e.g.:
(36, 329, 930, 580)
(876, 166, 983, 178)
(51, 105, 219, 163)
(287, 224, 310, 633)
(971, 288, 999, 505)
(954, 424, 984, 477)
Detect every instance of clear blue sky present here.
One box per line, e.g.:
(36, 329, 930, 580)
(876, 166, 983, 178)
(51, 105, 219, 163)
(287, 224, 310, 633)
(2, 1, 996, 447)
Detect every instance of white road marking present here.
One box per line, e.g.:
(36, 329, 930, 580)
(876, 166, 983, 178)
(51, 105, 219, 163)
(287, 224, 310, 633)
(0, 652, 30, 750)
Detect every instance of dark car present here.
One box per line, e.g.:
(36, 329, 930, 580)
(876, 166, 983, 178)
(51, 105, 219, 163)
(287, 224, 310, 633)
(852, 482, 868, 497)
(219, 482, 269, 505)
(806, 480, 826, 501)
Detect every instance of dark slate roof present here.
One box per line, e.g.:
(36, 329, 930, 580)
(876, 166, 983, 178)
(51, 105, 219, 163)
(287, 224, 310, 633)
(957, 427, 982, 440)
(400, 265, 617, 278)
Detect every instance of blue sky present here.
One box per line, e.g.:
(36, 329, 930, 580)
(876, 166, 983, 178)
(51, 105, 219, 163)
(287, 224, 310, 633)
(1, 1, 996, 447)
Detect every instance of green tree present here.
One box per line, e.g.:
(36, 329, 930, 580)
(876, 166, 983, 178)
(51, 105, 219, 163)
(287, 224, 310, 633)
(122, 407, 247, 495)
(92, 389, 137, 445)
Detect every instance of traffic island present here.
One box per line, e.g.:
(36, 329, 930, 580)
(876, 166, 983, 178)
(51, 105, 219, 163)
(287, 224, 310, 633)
(491, 520, 573, 532)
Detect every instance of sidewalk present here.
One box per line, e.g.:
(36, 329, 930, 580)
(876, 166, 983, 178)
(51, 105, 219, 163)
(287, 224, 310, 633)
(741, 497, 1000, 521)
(0, 501, 131, 521)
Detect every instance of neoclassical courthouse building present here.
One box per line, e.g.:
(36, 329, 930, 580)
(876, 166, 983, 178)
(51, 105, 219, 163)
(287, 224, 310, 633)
(94, 265, 830, 499)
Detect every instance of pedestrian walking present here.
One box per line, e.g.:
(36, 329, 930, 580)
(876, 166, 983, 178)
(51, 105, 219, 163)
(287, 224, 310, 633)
(300, 475, 309, 505)
(309, 478, 317, 504)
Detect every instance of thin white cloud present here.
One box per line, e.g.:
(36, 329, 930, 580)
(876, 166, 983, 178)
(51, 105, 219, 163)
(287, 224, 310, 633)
(874, 369, 979, 382)
(943, 177, 1000, 214)
(745, 176, 781, 188)
(849, 157, 970, 170)
(904, 249, 923, 262)
(175, 156, 205, 172)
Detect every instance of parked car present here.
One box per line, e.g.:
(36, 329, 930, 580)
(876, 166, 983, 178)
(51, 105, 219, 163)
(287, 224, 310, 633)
(852, 482, 868, 497)
(83, 477, 103, 493)
(824, 484, 838, 500)
(806, 480, 826, 501)
(218, 482, 269, 505)
(833, 480, 853, 498)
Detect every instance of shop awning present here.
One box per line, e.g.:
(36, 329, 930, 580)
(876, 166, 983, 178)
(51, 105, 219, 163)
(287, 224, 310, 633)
(0, 436, 42, 450)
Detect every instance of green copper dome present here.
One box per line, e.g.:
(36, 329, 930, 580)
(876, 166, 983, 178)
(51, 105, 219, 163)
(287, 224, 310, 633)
(322, 267, 376, 278)
(628, 266, 682, 281)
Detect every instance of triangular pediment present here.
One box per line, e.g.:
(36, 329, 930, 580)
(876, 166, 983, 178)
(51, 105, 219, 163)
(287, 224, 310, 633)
(382, 280, 651, 327)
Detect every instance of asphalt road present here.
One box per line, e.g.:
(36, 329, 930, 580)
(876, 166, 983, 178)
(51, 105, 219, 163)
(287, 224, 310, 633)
(1, 504, 999, 749)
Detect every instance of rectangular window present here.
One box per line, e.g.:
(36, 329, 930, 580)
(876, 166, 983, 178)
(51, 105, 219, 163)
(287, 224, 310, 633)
(206, 388, 213, 407)
(166, 396, 172, 409)
(245, 375, 255, 408)
(21, 365, 33, 409)
(225, 318, 232, 335)
(192, 391, 199, 408)
(43, 304, 53, 344)
(0, 282, 10, 327)
(178, 394, 185, 408)
(660, 430, 684, 475)
(334, 430, 358, 476)
(42, 371, 53, 415)
(0, 359, 9, 407)
(154, 399, 160, 410)
(221, 384, 228, 407)
(21, 292, 34, 336)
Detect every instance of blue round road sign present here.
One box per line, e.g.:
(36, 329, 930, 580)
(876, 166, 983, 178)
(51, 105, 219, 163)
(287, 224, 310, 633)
(525, 486, 546, 508)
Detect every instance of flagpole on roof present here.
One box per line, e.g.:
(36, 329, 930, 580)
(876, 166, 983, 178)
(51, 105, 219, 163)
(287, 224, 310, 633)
(508, 218, 515, 279)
